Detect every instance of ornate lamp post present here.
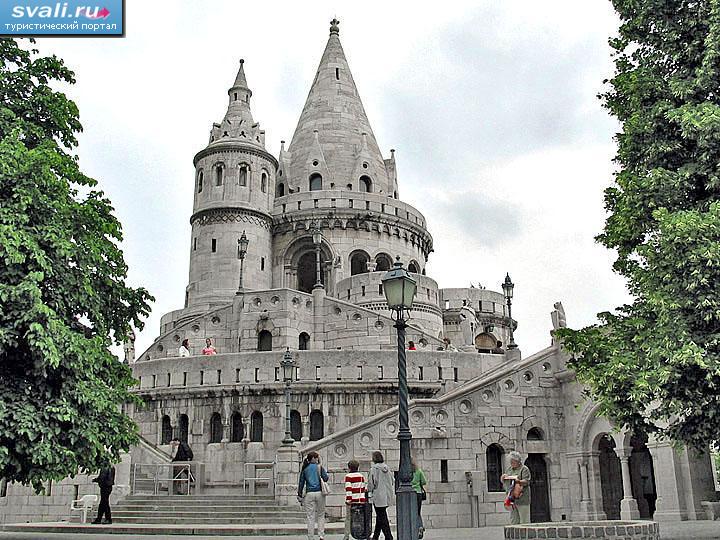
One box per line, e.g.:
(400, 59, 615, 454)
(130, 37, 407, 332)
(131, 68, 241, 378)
(237, 231, 249, 294)
(381, 258, 418, 540)
(280, 349, 296, 445)
(312, 225, 323, 290)
(502, 273, 517, 349)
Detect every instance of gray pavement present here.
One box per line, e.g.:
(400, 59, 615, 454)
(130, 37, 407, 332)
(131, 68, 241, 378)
(0, 521, 719, 539)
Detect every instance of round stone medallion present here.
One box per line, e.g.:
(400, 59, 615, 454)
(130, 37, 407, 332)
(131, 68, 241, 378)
(359, 432, 374, 447)
(411, 410, 425, 424)
(435, 410, 448, 424)
(334, 443, 348, 458)
(385, 421, 398, 435)
(459, 399, 473, 414)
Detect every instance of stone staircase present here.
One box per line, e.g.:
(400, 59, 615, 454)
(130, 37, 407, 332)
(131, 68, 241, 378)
(2, 493, 344, 536)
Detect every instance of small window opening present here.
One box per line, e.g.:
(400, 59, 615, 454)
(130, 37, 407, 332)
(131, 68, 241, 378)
(440, 460, 449, 483)
(261, 257, 265, 271)
(200, 370, 205, 385)
(274, 367, 280, 381)
(335, 67, 340, 80)
(254, 368, 260, 382)
(315, 366, 321, 381)
(337, 365, 342, 380)
(418, 366, 424, 380)
(211, 239, 217, 253)
(378, 366, 384, 380)
(234, 92, 238, 101)
(236, 369, 240, 383)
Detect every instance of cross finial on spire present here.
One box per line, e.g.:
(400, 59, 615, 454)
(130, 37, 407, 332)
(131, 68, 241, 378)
(330, 18, 340, 35)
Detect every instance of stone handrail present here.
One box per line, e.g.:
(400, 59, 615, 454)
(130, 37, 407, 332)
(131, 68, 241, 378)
(300, 344, 558, 454)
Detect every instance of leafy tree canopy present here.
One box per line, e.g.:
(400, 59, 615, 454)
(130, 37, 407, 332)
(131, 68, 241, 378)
(557, 0, 720, 449)
(0, 38, 153, 490)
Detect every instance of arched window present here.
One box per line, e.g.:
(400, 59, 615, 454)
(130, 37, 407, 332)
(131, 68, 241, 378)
(375, 253, 392, 272)
(309, 410, 324, 441)
(215, 164, 224, 186)
(250, 411, 263, 442)
(178, 414, 189, 444)
(209, 412, 223, 443)
(261, 172, 268, 193)
(290, 410, 302, 441)
(394, 191, 398, 199)
(299, 332, 310, 350)
(350, 251, 370, 276)
(277, 182, 285, 197)
(408, 261, 419, 274)
(486, 444, 505, 492)
(238, 164, 248, 187)
(161, 415, 173, 445)
(257, 330, 272, 351)
(231, 412, 244, 442)
(197, 171, 204, 193)
(528, 427, 544, 441)
(359, 175, 372, 193)
(309, 173, 322, 191)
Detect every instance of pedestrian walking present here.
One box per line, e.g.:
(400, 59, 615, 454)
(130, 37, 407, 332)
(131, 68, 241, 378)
(170, 437, 194, 494)
(411, 457, 427, 538)
(343, 459, 367, 540)
(91, 465, 115, 524)
(501, 450, 531, 525)
(298, 451, 329, 540)
(367, 451, 394, 540)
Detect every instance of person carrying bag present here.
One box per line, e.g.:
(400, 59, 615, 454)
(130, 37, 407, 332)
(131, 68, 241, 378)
(298, 451, 330, 540)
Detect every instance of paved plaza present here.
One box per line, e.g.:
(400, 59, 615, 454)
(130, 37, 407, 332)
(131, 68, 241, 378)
(0, 522, 719, 540)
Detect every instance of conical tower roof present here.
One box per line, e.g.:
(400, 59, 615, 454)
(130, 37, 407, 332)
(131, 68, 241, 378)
(285, 19, 391, 193)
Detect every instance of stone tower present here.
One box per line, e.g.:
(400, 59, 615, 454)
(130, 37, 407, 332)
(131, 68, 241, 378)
(272, 20, 435, 335)
(187, 60, 278, 308)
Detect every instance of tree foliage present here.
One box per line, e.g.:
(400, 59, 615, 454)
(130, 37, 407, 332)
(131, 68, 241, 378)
(557, 0, 720, 449)
(0, 38, 153, 489)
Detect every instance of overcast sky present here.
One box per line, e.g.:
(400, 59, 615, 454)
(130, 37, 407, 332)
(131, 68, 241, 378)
(39, 1, 628, 358)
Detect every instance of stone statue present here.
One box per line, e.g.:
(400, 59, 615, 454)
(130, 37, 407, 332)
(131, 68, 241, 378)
(551, 302, 567, 330)
(123, 330, 136, 364)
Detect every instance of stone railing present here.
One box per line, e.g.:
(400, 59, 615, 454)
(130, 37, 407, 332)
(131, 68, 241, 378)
(504, 521, 659, 539)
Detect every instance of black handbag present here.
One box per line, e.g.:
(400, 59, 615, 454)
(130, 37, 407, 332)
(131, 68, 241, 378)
(420, 487, 427, 501)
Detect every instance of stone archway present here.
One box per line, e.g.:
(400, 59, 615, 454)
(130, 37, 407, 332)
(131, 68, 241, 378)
(282, 234, 335, 294)
(629, 434, 657, 519)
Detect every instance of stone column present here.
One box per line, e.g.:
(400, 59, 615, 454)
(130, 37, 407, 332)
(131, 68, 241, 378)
(648, 441, 687, 521)
(618, 447, 640, 519)
(301, 415, 310, 444)
(568, 452, 603, 520)
(275, 444, 301, 506)
(312, 286, 326, 350)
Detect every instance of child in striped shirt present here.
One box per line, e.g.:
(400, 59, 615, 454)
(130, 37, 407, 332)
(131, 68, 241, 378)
(344, 459, 367, 540)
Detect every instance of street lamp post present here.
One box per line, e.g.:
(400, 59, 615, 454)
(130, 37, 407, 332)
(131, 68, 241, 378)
(312, 225, 323, 290)
(381, 257, 418, 540)
(280, 349, 296, 445)
(502, 273, 517, 349)
(237, 231, 249, 294)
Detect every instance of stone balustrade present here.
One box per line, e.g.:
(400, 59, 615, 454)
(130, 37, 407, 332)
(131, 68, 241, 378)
(504, 521, 659, 539)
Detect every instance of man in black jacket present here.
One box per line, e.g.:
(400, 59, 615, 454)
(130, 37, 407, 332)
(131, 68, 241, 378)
(91, 466, 115, 524)
(170, 437, 194, 494)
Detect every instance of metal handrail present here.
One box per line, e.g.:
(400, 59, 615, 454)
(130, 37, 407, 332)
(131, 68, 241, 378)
(131, 462, 197, 495)
(243, 461, 276, 495)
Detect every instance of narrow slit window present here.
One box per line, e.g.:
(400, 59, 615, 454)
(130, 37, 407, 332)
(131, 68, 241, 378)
(254, 368, 260, 383)
(454, 367, 459, 382)
(261, 257, 265, 271)
(216, 369, 222, 384)
(418, 366, 424, 380)
(378, 366, 384, 380)
(275, 367, 280, 381)
(337, 365, 342, 380)
(335, 67, 340, 80)
(152, 374, 157, 388)
(441, 460, 449, 483)
(200, 371, 204, 385)
(357, 366, 363, 380)
(315, 366, 321, 381)
(211, 239, 217, 253)
(183, 372, 187, 386)
(236, 369, 240, 383)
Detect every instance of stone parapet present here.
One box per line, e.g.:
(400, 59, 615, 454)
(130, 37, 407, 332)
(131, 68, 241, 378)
(504, 520, 659, 539)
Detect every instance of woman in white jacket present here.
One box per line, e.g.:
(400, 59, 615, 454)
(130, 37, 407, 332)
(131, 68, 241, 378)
(367, 451, 394, 540)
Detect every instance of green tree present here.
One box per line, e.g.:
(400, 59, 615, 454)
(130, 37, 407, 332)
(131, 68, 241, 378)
(0, 38, 152, 490)
(557, 0, 720, 449)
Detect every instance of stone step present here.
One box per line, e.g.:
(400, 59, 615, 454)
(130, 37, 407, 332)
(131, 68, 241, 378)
(113, 516, 306, 525)
(2, 522, 345, 536)
(123, 495, 276, 503)
(112, 510, 306, 519)
(115, 504, 293, 512)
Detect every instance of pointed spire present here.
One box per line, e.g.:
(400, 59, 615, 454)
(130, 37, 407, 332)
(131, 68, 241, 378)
(207, 59, 263, 148)
(285, 19, 392, 194)
(232, 59, 250, 92)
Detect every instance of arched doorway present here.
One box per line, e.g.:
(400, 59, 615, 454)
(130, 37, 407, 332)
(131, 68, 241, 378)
(299, 332, 310, 350)
(161, 415, 173, 445)
(178, 414, 189, 444)
(298, 251, 323, 293)
(257, 330, 272, 351)
(250, 411, 263, 442)
(525, 454, 551, 522)
(230, 412, 244, 442)
(486, 444, 504, 492)
(290, 410, 302, 441)
(630, 434, 657, 518)
(209, 412, 223, 443)
(350, 251, 370, 275)
(598, 434, 622, 519)
(375, 253, 392, 272)
(309, 410, 324, 441)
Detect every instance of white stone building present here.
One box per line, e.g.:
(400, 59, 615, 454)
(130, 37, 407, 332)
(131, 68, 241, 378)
(1, 19, 717, 529)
